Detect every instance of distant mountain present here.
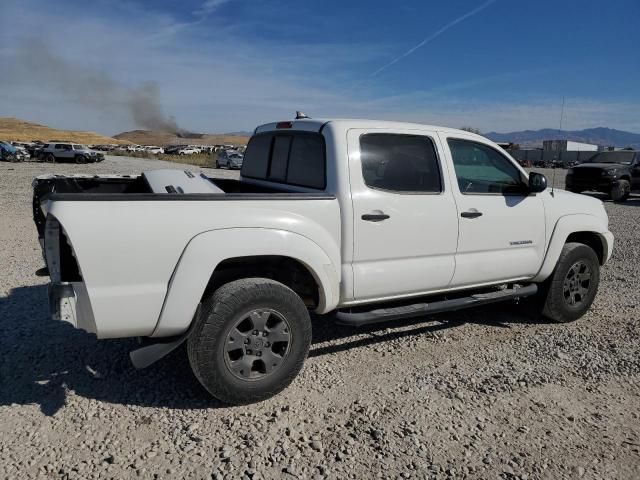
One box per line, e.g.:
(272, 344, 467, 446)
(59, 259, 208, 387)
(113, 129, 249, 146)
(0, 117, 129, 145)
(485, 127, 640, 149)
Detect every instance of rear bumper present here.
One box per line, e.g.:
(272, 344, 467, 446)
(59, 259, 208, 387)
(48, 282, 98, 334)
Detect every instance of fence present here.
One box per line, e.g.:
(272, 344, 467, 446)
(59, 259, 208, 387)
(508, 149, 599, 166)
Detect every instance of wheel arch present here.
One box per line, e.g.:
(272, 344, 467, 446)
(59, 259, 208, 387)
(151, 228, 340, 337)
(532, 214, 613, 282)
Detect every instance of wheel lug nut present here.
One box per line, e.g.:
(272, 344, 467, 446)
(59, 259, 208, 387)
(265, 342, 270, 347)
(246, 349, 252, 355)
(253, 330, 259, 335)
(263, 331, 268, 337)
(244, 339, 250, 344)
(256, 351, 262, 357)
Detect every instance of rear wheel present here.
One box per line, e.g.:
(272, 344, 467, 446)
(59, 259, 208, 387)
(611, 180, 630, 202)
(539, 242, 600, 323)
(188, 278, 312, 405)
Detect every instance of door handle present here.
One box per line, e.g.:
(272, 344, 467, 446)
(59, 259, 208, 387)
(460, 210, 483, 219)
(362, 213, 390, 222)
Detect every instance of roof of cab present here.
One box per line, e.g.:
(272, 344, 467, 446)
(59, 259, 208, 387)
(254, 118, 486, 140)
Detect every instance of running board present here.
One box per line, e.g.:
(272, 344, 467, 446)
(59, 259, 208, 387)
(334, 284, 538, 327)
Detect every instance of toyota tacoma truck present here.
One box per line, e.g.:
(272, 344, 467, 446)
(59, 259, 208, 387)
(32, 117, 614, 405)
(565, 150, 640, 201)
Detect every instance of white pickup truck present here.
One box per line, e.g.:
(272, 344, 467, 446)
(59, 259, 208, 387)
(33, 117, 613, 404)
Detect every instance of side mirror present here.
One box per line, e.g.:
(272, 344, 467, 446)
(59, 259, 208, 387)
(529, 172, 547, 193)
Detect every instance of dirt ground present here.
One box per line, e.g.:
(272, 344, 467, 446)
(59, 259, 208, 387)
(1, 158, 638, 479)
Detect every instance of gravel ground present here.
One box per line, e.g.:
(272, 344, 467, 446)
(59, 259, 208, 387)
(1, 157, 639, 479)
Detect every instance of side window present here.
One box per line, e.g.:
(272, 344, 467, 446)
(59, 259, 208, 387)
(359, 134, 442, 193)
(447, 138, 525, 194)
(55, 144, 63, 149)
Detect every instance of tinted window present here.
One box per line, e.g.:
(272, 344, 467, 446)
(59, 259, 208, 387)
(269, 136, 291, 181)
(287, 134, 325, 189)
(242, 132, 326, 189)
(448, 138, 525, 194)
(360, 134, 442, 193)
(242, 134, 271, 178)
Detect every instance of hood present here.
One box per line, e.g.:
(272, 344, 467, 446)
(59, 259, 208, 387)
(573, 163, 626, 170)
(544, 189, 608, 222)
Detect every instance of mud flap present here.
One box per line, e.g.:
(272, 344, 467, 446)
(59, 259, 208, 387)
(129, 304, 201, 369)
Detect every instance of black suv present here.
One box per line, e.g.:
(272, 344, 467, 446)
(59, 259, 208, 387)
(565, 150, 640, 202)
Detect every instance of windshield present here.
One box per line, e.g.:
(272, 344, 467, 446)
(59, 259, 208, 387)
(0, 142, 17, 153)
(585, 151, 635, 165)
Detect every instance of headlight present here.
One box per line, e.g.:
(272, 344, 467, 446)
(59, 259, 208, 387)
(602, 169, 616, 176)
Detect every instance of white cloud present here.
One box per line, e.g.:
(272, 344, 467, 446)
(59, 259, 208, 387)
(193, 0, 233, 17)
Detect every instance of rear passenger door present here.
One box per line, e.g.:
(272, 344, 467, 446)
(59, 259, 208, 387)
(348, 129, 459, 301)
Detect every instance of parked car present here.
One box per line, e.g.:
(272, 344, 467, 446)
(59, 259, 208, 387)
(177, 147, 200, 155)
(565, 150, 640, 202)
(33, 117, 613, 405)
(39, 143, 105, 163)
(216, 150, 244, 169)
(144, 146, 165, 154)
(0, 141, 21, 162)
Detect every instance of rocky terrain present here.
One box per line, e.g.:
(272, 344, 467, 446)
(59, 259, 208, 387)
(0, 159, 638, 479)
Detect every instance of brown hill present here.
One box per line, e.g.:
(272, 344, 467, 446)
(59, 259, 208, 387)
(0, 117, 130, 145)
(114, 129, 249, 146)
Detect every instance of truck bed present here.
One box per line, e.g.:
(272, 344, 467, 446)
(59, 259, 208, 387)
(33, 170, 333, 239)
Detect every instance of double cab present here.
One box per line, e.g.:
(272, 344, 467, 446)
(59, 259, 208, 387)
(33, 117, 613, 404)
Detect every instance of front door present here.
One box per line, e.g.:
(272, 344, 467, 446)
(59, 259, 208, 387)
(348, 129, 459, 301)
(441, 134, 546, 287)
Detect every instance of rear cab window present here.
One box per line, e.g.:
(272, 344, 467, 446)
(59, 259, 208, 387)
(241, 131, 326, 189)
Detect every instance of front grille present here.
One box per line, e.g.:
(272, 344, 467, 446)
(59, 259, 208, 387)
(572, 168, 603, 180)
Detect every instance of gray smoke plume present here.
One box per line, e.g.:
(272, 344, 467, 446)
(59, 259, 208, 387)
(5, 40, 181, 133)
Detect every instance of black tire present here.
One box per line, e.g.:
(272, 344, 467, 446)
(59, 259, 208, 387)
(611, 180, 630, 202)
(188, 278, 312, 405)
(45, 153, 56, 163)
(215, 158, 220, 168)
(538, 242, 600, 323)
(75, 155, 86, 164)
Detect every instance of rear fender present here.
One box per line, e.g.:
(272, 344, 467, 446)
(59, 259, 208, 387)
(532, 214, 613, 282)
(151, 228, 340, 337)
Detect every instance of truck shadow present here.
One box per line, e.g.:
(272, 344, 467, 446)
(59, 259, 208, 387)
(0, 285, 552, 416)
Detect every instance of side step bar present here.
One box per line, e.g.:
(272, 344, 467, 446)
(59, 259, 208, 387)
(334, 284, 538, 327)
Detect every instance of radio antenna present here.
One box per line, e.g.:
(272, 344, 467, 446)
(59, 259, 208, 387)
(551, 96, 565, 197)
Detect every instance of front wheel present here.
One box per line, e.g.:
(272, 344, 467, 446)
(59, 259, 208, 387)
(188, 278, 312, 405)
(75, 155, 86, 164)
(539, 242, 600, 323)
(611, 180, 630, 202)
(45, 153, 56, 163)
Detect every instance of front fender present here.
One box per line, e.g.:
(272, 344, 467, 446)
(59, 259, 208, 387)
(151, 228, 340, 337)
(532, 214, 613, 282)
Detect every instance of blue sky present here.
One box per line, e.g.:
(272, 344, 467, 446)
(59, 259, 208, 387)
(1, 0, 638, 135)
